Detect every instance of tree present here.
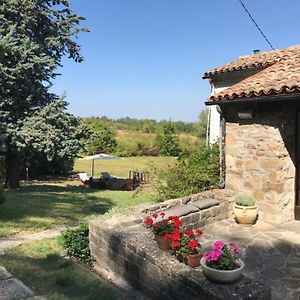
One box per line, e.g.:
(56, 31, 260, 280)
(156, 122, 181, 156)
(19, 98, 88, 175)
(85, 125, 117, 155)
(0, 0, 87, 188)
(195, 109, 208, 140)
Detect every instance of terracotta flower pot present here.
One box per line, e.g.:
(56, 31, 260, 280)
(186, 252, 203, 268)
(176, 253, 187, 264)
(154, 235, 171, 251)
(200, 257, 244, 283)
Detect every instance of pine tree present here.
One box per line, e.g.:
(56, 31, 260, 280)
(0, 0, 87, 188)
(156, 122, 181, 157)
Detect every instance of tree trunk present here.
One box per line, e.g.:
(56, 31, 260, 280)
(5, 149, 21, 189)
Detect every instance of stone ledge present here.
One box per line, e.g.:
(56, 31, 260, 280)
(142, 190, 235, 228)
(90, 211, 271, 300)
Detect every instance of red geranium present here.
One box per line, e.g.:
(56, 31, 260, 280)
(187, 239, 199, 250)
(173, 217, 182, 227)
(196, 229, 203, 236)
(144, 214, 179, 237)
(145, 217, 153, 226)
(185, 229, 194, 237)
(170, 228, 203, 258)
(172, 228, 181, 241)
(163, 233, 172, 240)
(171, 240, 181, 248)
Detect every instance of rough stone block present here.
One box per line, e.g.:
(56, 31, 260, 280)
(0, 267, 12, 280)
(260, 158, 282, 169)
(200, 208, 211, 219)
(0, 278, 33, 300)
(245, 160, 258, 170)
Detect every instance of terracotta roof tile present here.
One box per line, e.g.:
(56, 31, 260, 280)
(204, 45, 300, 102)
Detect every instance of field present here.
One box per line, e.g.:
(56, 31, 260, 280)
(73, 155, 176, 178)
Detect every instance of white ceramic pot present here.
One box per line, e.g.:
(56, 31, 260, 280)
(200, 257, 244, 283)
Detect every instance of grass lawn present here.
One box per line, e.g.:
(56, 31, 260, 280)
(73, 155, 176, 178)
(0, 237, 119, 300)
(0, 156, 175, 237)
(0, 180, 154, 237)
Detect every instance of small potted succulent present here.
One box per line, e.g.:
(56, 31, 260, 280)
(201, 241, 244, 283)
(234, 194, 258, 225)
(170, 227, 203, 268)
(145, 213, 181, 251)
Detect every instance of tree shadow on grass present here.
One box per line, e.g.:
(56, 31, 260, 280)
(0, 251, 119, 300)
(0, 183, 115, 235)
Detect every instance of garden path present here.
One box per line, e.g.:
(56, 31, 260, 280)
(0, 225, 67, 300)
(202, 219, 300, 300)
(0, 225, 67, 254)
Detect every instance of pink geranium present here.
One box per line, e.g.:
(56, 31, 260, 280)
(229, 241, 240, 254)
(204, 240, 240, 271)
(213, 240, 224, 250)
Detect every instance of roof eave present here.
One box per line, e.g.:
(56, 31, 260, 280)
(205, 93, 300, 106)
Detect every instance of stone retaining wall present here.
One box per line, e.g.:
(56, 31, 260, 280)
(90, 215, 270, 299)
(144, 189, 235, 228)
(90, 190, 271, 299)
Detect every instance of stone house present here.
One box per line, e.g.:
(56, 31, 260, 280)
(203, 45, 300, 224)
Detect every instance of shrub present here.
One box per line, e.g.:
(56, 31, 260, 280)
(61, 222, 93, 265)
(234, 194, 256, 206)
(153, 144, 220, 201)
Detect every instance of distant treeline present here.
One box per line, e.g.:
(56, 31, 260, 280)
(83, 116, 200, 135)
(81, 111, 208, 157)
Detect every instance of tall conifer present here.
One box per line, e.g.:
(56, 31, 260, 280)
(0, 0, 87, 188)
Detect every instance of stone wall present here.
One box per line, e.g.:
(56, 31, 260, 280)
(225, 110, 295, 224)
(144, 189, 235, 227)
(90, 206, 270, 300)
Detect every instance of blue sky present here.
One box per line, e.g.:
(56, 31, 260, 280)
(52, 0, 300, 122)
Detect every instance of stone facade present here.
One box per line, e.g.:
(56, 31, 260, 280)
(225, 110, 295, 224)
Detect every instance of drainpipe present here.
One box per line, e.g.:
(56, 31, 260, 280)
(206, 107, 211, 147)
(217, 105, 226, 189)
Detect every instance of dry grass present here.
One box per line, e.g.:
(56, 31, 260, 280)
(73, 156, 176, 178)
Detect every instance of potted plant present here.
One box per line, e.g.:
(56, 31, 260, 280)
(201, 241, 244, 283)
(145, 213, 181, 251)
(234, 194, 258, 225)
(170, 228, 203, 268)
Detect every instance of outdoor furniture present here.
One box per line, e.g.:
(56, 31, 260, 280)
(78, 172, 92, 184)
(129, 169, 149, 183)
